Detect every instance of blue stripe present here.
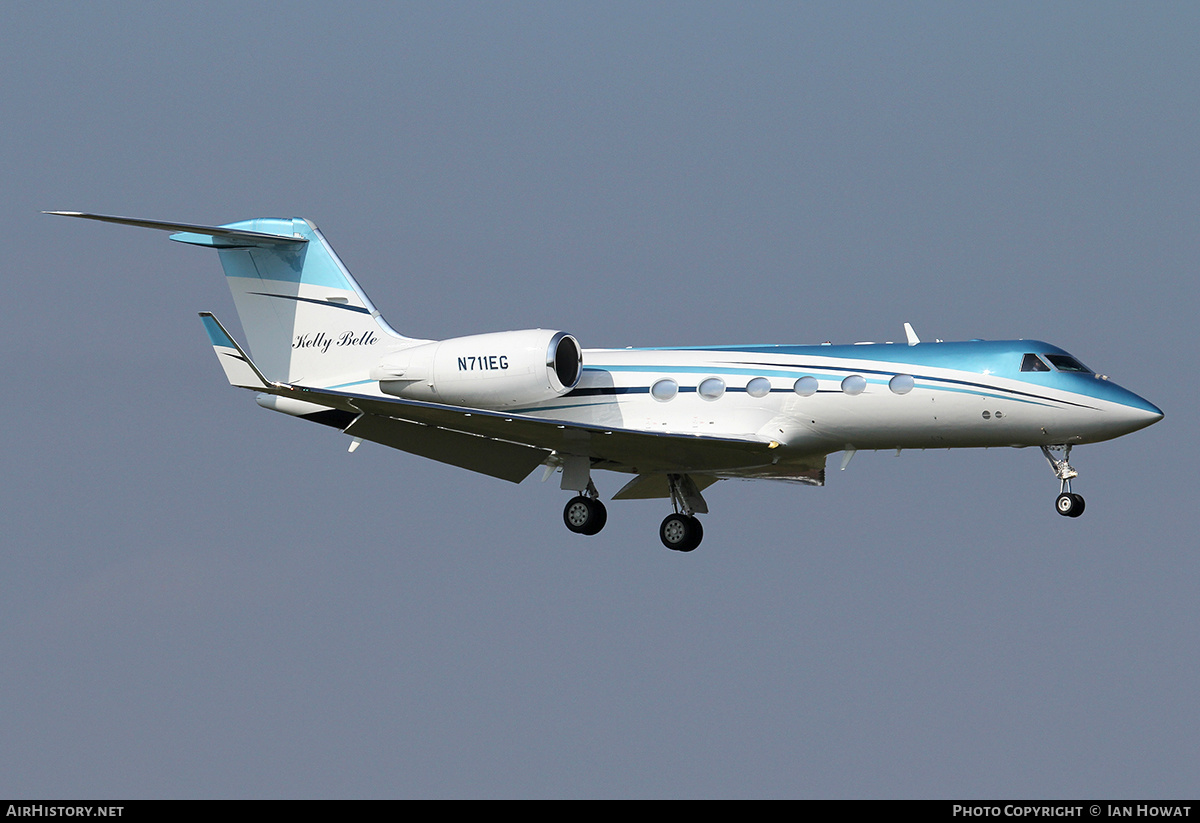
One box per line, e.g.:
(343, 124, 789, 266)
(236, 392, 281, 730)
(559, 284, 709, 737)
(509, 400, 618, 414)
(581, 365, 1094, 410)
(565, 380, 1062, 409)
(248, 292, 371, 314)
(605, 340, 1156, 411)
(564, 386, 649, 398)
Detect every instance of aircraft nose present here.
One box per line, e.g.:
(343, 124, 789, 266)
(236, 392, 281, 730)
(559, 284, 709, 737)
(1111, 388, 1163, 434)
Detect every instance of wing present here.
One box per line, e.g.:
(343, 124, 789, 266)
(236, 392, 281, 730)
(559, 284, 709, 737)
(286, 382, 787, 480)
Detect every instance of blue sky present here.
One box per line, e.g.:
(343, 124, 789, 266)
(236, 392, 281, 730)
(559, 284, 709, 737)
(3, 2, 1197, 797)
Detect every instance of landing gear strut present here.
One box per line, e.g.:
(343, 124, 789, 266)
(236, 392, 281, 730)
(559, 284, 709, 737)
(1042, 445, 1085, 518)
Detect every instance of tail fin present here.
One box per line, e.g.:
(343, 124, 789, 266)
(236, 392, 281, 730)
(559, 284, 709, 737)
(47, 212, 418, 385)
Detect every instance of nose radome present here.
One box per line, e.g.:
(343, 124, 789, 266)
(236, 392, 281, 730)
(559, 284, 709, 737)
(1114, 392, 1163, 434)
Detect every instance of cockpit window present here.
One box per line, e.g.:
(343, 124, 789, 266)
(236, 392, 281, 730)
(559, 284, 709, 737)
(1045, 354, 1091, 373)
(1021, 353, 1050, 372)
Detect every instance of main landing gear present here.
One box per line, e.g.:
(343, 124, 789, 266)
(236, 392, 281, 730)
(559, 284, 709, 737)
(560, 468, 709, 552)
(563, 481, 607, 536)
(658, 473, 707, 552)
(1042, 444, 1085, 518)
(660, 512, 703, 553)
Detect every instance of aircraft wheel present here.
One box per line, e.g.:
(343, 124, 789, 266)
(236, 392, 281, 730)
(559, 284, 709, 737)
(564, 496, 607, 535)
(1055, 492, 1085, 518)
(660, 513, 703, 552)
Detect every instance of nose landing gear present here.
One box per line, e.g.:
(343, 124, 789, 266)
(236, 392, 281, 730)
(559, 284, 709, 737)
(1055, 492, 1085, 517)
(1042, 445, 1085, 518)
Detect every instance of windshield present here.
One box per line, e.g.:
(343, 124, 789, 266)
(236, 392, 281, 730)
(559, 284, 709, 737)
(1044, 354, 1091, 373)
(1021, 353, 1050, 372)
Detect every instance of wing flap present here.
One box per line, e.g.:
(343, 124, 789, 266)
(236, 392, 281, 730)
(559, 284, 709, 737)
(344, 414, 548, 483)
(612, 473, 720, 501)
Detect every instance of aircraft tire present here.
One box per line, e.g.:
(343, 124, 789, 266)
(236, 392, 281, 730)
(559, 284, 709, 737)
(1056, 492, 1085, 518)
(660, 513, 703, 552)
(564, 496, 607, 535)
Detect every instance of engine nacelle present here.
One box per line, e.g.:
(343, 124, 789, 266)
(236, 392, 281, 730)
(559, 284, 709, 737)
(372, 329, 582, 409)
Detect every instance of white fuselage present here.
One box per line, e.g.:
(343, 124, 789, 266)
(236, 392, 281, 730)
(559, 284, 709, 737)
(498, 340, 1162, 469)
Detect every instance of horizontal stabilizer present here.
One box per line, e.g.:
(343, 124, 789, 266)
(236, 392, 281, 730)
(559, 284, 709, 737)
(199, 312, 271, 389)
(43, 211, 306, 247)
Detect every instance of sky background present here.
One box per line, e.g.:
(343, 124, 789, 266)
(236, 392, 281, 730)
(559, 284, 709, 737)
(2, 2, 1197, 799)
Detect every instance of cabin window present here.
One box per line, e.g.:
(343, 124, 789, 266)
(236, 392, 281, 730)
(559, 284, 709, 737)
(889, 374, 915, 395)
(841, 375, 867, 395)
(698, 377, 726, 400)
(1045, 354, 1091, 373)
(1021, 353, 1050, 372)
(793, 376, 819, 396)
(746, 377, 771, 398)
(651, 378, 678, 401)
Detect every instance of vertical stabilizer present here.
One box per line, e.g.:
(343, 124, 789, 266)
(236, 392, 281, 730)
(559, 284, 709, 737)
(45, 212, 422, 386)
(172, 217, 416, 384)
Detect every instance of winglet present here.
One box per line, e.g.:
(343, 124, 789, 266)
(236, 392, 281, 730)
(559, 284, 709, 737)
(199, 312, 272, 389)
(903, 322, 921, 346)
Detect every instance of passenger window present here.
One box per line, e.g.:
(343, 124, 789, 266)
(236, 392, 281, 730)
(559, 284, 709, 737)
(746, 377, 771, 398)
(698, 377, 726, 400)
(1045, 354, 1091, 373)
(840, 375, 867, 395)
(1021, 353, 1050, 372)
(793, 376, 819, 397)
(651, 379, 678, 401)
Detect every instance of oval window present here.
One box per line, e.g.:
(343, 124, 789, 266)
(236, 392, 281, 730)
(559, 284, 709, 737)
(889, 374, 915, 395)
(651, 378, 678, 401)
(841, 375, 866, 395)
(746, 377, 771, 398)
(698, 377, 725, 400)
(793, 376, 818, 397)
